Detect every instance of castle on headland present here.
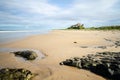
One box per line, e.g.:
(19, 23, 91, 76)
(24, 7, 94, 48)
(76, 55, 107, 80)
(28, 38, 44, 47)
(67, 23, 85, 29)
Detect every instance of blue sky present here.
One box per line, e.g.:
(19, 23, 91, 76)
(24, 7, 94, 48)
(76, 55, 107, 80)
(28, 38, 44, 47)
(0, 0, 120, 30)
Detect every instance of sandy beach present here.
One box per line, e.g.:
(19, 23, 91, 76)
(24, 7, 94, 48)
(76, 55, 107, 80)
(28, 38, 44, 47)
(0, 30, 120, 80)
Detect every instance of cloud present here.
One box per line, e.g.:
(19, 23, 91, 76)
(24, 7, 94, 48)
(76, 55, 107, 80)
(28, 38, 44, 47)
(0, 0, 120, 29)
(69, 0, 120, 26)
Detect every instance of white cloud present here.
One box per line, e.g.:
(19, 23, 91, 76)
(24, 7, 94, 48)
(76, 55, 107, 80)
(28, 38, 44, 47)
(2, 0, 60, 16)
(66, 0, 120, 26)
(0, 0, 120, 28)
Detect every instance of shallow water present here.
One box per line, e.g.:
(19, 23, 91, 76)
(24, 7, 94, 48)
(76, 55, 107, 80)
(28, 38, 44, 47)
(0, 48, 45, 60)
(0, 30, 50, 44)
(0, 30, 48, 61)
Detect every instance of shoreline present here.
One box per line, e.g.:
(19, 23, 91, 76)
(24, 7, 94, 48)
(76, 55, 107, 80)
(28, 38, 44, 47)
(0, 30, 51, 45)
(0, 30, 120, 80)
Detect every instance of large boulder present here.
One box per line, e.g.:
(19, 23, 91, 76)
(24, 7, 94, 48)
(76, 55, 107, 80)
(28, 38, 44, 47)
(60, 52, 120, 80)
(13, 50, 38, 60)
(0, 68, 34, 80)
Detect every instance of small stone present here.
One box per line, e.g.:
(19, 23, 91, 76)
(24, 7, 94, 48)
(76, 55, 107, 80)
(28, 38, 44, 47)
(80, 46, 88, 48)
(74, 42, 77, 43)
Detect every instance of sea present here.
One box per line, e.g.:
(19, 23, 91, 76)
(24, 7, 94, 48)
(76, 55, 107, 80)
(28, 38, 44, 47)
(0, 26, 50, 56)
(0, 26, 50, 44)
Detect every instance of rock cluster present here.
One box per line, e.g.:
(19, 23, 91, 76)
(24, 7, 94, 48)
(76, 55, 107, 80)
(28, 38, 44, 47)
(95, 46, 107, 49)
(0, 68, 34, 80)
(60, 52, 120, 80)
(115, 41, 120, 48)
(80, 46, 107, 49)
(12, 50, 38, 60)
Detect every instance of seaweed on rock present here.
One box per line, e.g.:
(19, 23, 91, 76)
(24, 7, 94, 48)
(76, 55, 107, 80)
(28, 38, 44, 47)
(0, 68, 34, 80)
(60, 52, 120, 80)
(12, 50, 38, 60)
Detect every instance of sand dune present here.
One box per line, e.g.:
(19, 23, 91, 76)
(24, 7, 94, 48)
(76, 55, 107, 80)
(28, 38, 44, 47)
(0, 30, 120, 80)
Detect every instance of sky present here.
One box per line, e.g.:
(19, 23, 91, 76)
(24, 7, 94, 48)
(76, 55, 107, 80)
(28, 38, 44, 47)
(0, 0, 120, 30)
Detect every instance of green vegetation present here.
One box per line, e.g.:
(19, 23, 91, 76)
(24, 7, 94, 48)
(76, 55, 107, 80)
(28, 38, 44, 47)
(67, 23, 85, 29)
(67, 23, 120, 30)
(88, 25, 120, 30)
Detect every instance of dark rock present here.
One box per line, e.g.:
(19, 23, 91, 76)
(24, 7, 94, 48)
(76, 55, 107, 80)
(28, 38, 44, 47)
(104, 38, 112, 42)
(60, 52, 120, 80)
(60, 59, 73, 66)
(80, 46, 88, 48)
(60, 57, 82, 68)
(74, 42, 77, 43)
(12, 50, 38, 60)
(95, 46, 107, 49)
(0, 68, 34, 80)
(115, 41, 120, 48)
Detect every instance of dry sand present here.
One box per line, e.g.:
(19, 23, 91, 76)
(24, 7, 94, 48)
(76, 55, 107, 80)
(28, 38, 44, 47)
(0, 30, 120, 80)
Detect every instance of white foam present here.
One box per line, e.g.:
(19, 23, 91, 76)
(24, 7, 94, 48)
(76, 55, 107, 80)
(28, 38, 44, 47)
(0, 30, 42, 33)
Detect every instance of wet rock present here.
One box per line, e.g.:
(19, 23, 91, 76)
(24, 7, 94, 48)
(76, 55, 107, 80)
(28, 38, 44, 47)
(12, 50, 38, 60)
(60, 52, 120, 80)
(95, 46, 107, 49)
(0, 68, 34, 80)
(60, 57, 82, 68)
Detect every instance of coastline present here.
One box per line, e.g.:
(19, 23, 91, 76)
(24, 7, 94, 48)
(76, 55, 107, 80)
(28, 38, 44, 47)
(0, 30, 51, 44)
(0, 30, 120, 80)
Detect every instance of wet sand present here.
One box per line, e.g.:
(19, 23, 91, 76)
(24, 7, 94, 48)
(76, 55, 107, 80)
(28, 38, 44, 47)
(0, 30, 120, 80)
